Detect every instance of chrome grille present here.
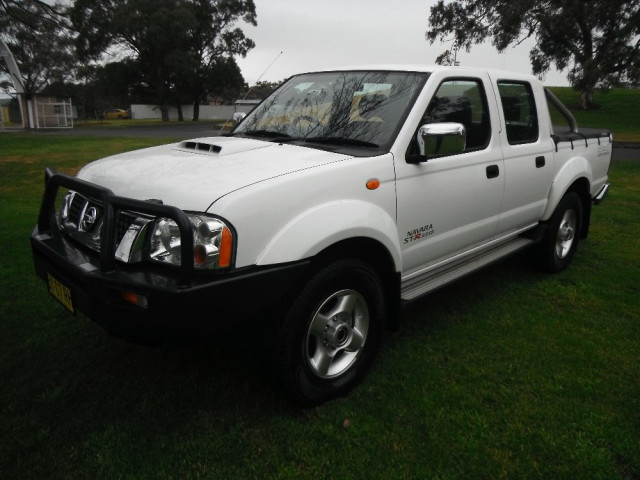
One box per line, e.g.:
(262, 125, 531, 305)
(117, 211, 140, 241)
(68, 192, 86, 229)
(39, 171, 195, 281)
(59, 191, 151, 257)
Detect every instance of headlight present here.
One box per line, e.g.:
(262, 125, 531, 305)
(149, 214, 234, 270)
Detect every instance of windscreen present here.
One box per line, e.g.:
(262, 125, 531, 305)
(234, 71, 428, 150)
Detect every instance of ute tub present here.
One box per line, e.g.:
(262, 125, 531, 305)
(551, 127, 612, 151)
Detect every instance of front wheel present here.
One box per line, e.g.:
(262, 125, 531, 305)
(540, 191, 583, 273)
(275, 259, 385, 406)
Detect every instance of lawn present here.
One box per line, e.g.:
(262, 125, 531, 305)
(548, 87, 640, 142)
(1, 131, 639, 479)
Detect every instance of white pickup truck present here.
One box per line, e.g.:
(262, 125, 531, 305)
(32, 66, 611, 405)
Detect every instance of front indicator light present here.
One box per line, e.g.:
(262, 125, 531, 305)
(122, 291, 149, 309)
(218, 227, 233, 267)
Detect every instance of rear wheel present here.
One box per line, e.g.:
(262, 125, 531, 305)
(540, 191, 583, 273)
(275, 259, 385, 406)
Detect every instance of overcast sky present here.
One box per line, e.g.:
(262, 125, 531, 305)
(235, 0, 569, 86)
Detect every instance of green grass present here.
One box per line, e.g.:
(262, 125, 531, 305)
(548, 87, 640, 142)
(1, 134, 639, 479)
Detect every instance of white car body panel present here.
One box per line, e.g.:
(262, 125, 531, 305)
(78, 137, 350, 212)
(69, 64, 611, 289)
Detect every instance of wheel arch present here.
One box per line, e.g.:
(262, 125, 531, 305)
(543, 157, 593, 238)
(545, 177, 591, 239)
(311, 237, 401, 331)
(566, 177, 591, 238)
(255, 200, 402, 269)
(275, 237, 402, 333)
(255, 200, 403, 331)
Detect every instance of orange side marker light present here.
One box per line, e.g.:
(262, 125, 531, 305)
(366, 178, 380, 190)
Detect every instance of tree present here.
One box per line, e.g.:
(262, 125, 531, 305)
(71, 0, 256, 121)
(72, 0, 196, 121)
(204, 56, 245, 104)
(0, 0, 76, 126)
(243, 80, 282, 100)
(434, 49, 459, 66)
(426, 0, 640, 109)
(0, 0, 68, 30)
(180, 0, 256, 120)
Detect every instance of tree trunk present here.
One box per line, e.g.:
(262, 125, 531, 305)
(157, 79, 170, 121)
(578, 58, 597, 110)
(177, 102, 184, 122)
(579, 88, 594, 110)
(21, 95, 31, 129)
(192, 101, 200, 121)
(160, 104, 169, 122)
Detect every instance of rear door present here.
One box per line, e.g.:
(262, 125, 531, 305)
(493, 77, 556, 234)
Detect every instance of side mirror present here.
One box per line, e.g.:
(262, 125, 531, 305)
(415, 122, 466, 161)
(232, 112, 246, 125)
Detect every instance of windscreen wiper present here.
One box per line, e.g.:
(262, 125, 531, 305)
(241, 130, 296, 142)
(304, 136, 380, 148)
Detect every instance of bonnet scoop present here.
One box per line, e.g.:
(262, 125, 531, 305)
(175, 137, 269, 156)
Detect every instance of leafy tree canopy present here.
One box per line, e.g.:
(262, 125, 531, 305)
(70, 0, 256, 120)
(426, 0, 640, 109)
(0, 0, 75, 98)
(0, 0, 68, 30)
(205, 57, 245, 104)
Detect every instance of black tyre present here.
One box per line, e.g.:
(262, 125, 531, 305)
(540, 191, 583, 273)
(275, 259, 385, 406)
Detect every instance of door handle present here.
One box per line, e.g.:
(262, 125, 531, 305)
(486, 165, 500, 179)
(536, 156, 546, 168)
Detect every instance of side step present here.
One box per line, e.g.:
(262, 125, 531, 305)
(401, 237, 535, 301)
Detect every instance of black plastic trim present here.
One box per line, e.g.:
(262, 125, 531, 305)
(31, 229, 311, 341)
(38, 170, 201, 285)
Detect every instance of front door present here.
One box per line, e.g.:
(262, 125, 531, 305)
(395, 75, 505, 275)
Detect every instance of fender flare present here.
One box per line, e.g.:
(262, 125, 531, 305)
(542, 155, 592, 221)
(256, 200, 402, 271)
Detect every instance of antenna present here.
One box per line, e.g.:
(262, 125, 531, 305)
(253, 51, 284, 86)
(217, 51, 284, 135)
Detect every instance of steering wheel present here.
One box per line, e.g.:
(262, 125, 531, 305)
(292, 115, 321, 130)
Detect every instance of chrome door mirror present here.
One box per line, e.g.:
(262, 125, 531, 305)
(416, 122, 466, 159)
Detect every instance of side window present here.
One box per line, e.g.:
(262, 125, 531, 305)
(497, 81, 539, 144)
(545, 89, 574, 135)
(421, 78, 491, 153)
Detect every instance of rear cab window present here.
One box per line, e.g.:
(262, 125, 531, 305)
(497, 81, 539, 144)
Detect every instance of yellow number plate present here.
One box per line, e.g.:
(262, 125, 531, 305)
(47, 273, 75, 314)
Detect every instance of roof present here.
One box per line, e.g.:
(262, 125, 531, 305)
(293, 64, 538, 82)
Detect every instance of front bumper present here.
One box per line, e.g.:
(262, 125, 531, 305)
(32, 230, 309, 342)
(31, 169, 310, 342)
